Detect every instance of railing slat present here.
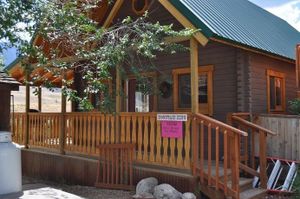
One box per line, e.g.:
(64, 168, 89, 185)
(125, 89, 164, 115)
(149, 116, 155, 162)
(137, 116, 143, 161)
(143, 116, 149, 162)
(184, 118, 191, 168)
(156, 120, 162, 163)
(126, 116, 131, 143)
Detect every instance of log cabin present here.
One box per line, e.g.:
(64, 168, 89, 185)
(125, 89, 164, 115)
(5, 0, 300, 198)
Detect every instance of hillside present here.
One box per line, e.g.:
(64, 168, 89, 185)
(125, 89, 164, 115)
(12, 86, 72, 112)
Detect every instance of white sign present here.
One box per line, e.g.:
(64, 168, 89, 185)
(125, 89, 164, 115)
(157, 114, 188, 122)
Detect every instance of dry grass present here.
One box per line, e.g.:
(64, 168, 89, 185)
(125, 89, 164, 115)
(12, 86, 72, 113)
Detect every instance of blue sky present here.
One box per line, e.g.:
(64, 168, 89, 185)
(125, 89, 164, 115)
(3, 0, 300, 67)
(249, 0, 300, 31)
(249, 0, 294, 7)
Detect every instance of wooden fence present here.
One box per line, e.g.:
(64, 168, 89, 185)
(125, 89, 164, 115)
(256, 114, 300, 161)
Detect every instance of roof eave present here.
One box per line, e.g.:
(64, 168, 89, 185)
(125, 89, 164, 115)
(212, 34, 295, 64)
(170, 0, 214, 38)
(5, 56, 23, 71)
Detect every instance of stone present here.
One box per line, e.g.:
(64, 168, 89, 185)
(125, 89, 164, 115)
(153, 184, 182, 199)
(135, 177, 158, 196)
(182, 192, 197, 199)
(132, 192, 155, 199)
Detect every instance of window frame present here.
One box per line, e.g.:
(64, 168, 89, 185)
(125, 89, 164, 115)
(172, 65, 214, 115)
(266, 69, 286, 113)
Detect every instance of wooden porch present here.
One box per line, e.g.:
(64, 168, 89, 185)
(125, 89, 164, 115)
(11, 111, 275, 199)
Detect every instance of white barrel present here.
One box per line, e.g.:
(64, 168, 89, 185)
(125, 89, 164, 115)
(0, 132, 22, 195)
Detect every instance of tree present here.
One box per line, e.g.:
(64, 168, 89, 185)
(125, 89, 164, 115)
(0, 55, 4, 71)
(0, 0, 195, 112)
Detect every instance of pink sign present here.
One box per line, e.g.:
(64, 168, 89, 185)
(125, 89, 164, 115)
(161, 121, 183, 138)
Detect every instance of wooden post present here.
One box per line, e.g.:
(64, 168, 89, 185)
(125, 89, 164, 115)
(115, 65, 121, 143)
(259, 131, 267, 189)
(230, 134, 240, 196)
(60, 70, 66, 155)
(190, 38, 199, 113)
(190, 38, 199, 174)
(153, 75, 158, 112)
(192, 117, 198, 175)
(38, 87, 42, 112)
(25, 70, 30, 149)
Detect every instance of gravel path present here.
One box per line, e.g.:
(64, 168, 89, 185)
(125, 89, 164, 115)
(22, 177, 134, 199)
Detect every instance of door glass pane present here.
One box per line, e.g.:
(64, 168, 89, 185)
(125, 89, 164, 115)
(270, 77, 275, 109)
(178, 73, 209, 108)
(275, 78, 282, 106)
(135, 91, 149, 112)
(199, 74, 208, 104)
(178, 74, 191, 108)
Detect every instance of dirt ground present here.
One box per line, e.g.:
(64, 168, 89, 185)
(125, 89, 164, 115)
(22, 177, 134, 199)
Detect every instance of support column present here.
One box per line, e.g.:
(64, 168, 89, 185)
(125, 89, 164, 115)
(25, 70, 30, 148)
(190, 38, 199, 113)
(38, 87, 42, 112)
(60, 70, 66, 155)
(153, 75, 158, 112)
(190, 38, 199, 173)
(115, 65, 121, 143)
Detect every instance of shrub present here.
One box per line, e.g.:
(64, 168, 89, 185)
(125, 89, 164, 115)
(289, 98, 300, 115)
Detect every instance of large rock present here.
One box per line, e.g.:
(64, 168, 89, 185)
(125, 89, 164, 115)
(153, 184, 182, 199)
(182, 192, 197, 199)
(135, 177, 158, 196)
(132, 192, 155, 199)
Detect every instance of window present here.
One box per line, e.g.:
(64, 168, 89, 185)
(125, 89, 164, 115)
(132, 0, 149, 15)
(173, 65, 213, 115)
(267, 69, 286, 112)
(125, 72, 157, 112)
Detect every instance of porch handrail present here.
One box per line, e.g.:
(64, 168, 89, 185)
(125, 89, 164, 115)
(231, 115, 276, 136)
(229, 112, 277, 189)
(194, 113, 248, 136)
(192, 113, 248, 199)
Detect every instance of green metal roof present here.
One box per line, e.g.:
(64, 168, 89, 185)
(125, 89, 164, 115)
(171, 0, 300, 61)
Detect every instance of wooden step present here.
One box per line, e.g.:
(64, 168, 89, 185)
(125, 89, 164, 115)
(239, 178, 253, 192)
(239, 188, 267, 199)
(225, 177, 253, 192)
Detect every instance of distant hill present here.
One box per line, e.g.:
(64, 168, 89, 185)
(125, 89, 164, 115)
(12, 86, 72, 113)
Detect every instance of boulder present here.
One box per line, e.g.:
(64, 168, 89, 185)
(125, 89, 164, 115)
(135, 177, 158, 196)
(132, 192, 155, 199)
(182, 192, 197, 199)
(153, 184, 182, 199)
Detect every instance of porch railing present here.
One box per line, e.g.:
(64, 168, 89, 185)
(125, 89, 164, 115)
(11, 112, 192, 169)
(192, 113, 248, 198)
(119, 113, 192, 168)
(12, 113, 26, 145)
(228, 113, 276, 189)
(64, 113, 115, 155)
